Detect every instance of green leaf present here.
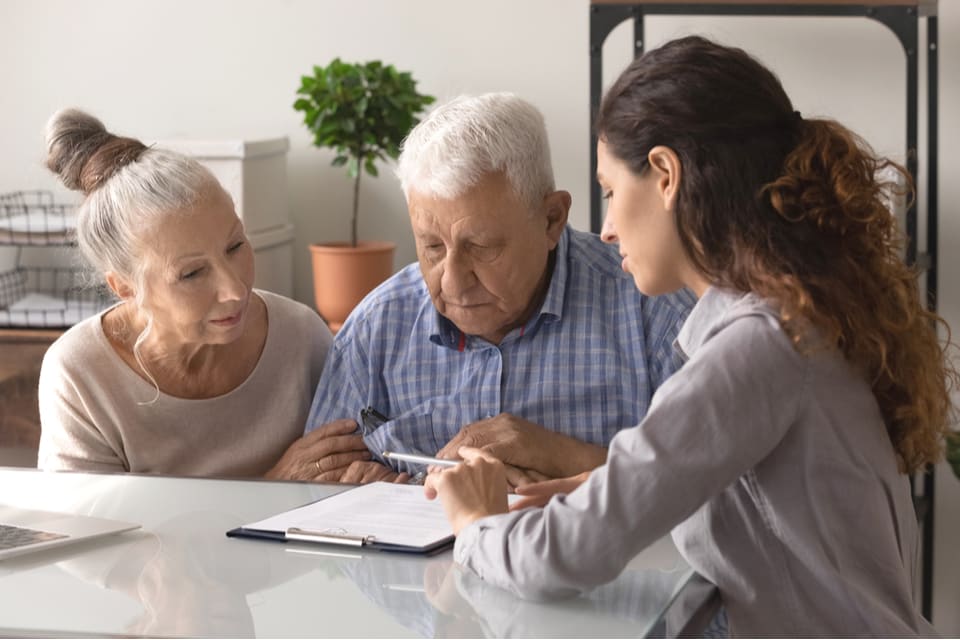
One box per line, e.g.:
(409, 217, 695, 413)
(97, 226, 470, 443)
(947, 431, 960, 481)
(293, 57, 435, 233)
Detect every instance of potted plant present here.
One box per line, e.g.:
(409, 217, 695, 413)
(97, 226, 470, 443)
(294, 58, 434, 331)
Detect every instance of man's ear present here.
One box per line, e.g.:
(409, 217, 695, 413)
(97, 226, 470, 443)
(542, 190, 571, 248)
(105, 271, 135, 300)
(647, 146, 682, 211)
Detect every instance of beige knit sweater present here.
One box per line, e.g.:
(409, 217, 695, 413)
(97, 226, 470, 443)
(37, 290, 331, 477)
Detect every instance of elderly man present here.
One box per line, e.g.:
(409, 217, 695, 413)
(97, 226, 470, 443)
(274, 93, 691, 485)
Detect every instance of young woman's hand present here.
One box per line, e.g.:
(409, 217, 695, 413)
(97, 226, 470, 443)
(424, 447, 509, 534)
(509, 470, 592, 511)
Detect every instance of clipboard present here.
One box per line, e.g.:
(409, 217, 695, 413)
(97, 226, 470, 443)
(226, 482, 455, 554)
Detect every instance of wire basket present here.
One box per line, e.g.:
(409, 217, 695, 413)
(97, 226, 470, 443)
(0, 190, 77, 246)
(0, 266, 115, 328)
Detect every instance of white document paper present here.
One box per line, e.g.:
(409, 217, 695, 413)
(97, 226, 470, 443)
(243, 482, 454, 549)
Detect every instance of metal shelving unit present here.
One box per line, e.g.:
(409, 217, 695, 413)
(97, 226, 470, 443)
(0, 190, 114, 329)
(588, 0, 939, 619)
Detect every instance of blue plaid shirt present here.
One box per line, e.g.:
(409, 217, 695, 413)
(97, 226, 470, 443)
(304, 226, 693, 475)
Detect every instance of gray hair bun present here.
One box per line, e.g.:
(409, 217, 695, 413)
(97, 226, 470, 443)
(45, 108, 148, 194)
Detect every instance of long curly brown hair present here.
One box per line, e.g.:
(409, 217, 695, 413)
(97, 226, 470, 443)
(598, 36, 956, 472)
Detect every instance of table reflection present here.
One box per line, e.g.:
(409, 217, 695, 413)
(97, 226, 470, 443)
(56, 509, 325, 637)
(335, 545, 691, 638)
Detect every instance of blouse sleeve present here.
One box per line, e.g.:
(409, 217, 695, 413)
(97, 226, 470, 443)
(453, 311, 809, 600)
(36, 342, 126, 473)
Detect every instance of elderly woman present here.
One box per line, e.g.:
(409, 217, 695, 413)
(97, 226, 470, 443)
(38, 109, 367, 478)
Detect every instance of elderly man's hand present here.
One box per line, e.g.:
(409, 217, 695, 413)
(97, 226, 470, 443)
(509, 470, 592, 510)
(501, 464, 550, 491)
(435, 413, 607, 479)
(264, 419, 371, 482)
(339, 460, 410, 484)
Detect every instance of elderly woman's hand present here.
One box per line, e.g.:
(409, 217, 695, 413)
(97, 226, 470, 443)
(264, 419, 371, 482)
(423, 447, 509, 535)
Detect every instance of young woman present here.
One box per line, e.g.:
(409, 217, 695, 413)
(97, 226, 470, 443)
(38, 109, 366, 479)
(424, 36, 955, 636)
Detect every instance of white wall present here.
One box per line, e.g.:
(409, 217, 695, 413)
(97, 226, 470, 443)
(1, 0, 957, 632)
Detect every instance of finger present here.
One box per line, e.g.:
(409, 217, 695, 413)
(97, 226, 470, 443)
(362, 464, 392, 484)
(507, 469, 550, 490)
(315, 467, 350, 483)
(526, 469, 551, 483)
(393, 472, 411, 484)
(436, 420, 492, 459)
(503, 465, 532, 490)
(423, 473, 442, 500)
(435, 435, 464, 461)
(458, 446, 500, 464)
(309, 434, 369, 459)
(509, 495, 551, 511)
(315, 449, 370, 472)
(312, 418, 357, 439)
(514, 477, 570, 495)
(339, 461, 368, 484)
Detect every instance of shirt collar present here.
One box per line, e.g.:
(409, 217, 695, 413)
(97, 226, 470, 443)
(429, 226, 572, 350)
(674, 286, 740, 361)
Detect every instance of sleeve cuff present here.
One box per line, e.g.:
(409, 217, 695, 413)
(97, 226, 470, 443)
(453, 519, 483, 569)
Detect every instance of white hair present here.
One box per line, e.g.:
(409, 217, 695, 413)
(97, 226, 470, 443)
(395, 93, 555, 209)
(45, 108, 220, 402)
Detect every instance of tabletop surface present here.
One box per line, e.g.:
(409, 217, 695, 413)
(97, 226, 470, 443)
(0, 467, 702, 638)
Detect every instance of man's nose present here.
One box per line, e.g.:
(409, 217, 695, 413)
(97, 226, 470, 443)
(440, 251, 477, 297)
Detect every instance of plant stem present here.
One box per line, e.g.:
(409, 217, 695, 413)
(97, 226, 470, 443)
(352, 155, 361, 247)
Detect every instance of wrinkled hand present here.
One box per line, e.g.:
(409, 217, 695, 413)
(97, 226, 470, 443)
(424, 447, 509, 535)
(502, 464, 550, 491)
(264, 419, 371, 482)
(339, 460, 410, 485)
(436, 413, 606, 478)
(510, 470, 592, 511)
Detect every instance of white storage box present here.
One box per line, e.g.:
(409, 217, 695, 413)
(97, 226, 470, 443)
(153, 137, 291, 235)
(154, 137, 294, 296)
(249, 224, 294, 298)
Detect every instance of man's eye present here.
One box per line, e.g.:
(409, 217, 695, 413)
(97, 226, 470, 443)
(472, 245, 500, 262)
(227, 241, 245, 253)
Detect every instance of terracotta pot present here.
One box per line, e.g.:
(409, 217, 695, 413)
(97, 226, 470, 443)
(309, 241, 396, 332)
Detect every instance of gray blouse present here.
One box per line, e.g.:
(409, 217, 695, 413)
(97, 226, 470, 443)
(454, 287, 933, 637)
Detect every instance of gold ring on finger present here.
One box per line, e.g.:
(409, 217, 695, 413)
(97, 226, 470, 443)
(314, 460, 321, 473)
